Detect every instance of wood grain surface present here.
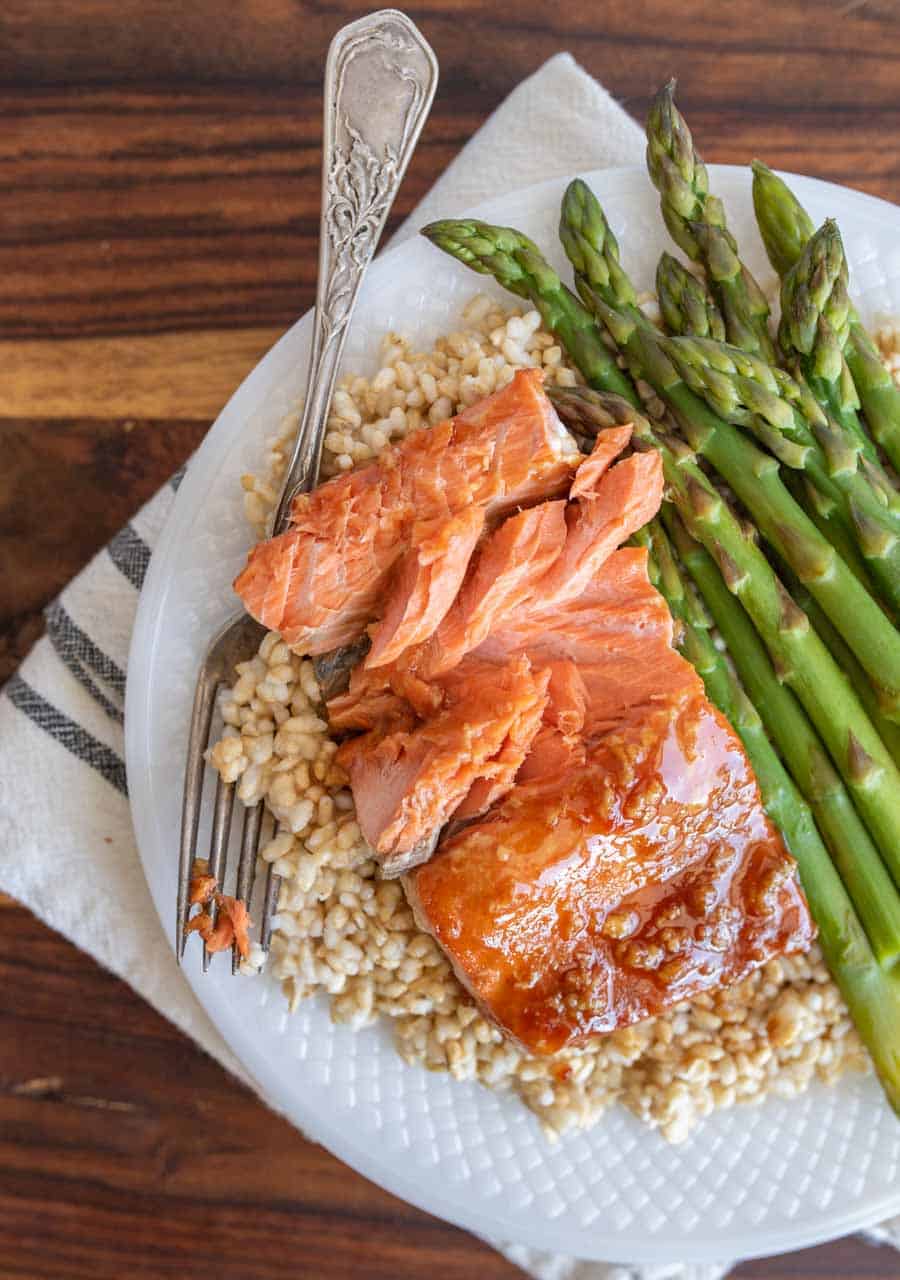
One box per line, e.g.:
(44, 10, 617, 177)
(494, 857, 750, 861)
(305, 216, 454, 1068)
(2, 2, 899, 1276)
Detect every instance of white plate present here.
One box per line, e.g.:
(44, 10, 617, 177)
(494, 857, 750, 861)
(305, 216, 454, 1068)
(125, 166, 900, 1264)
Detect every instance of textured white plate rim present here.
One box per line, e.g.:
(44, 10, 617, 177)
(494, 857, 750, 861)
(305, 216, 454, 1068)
(126, 164, 900, 1264)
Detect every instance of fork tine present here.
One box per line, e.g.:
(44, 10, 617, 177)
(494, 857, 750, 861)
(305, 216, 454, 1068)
(232, 800, 264, 974)
(202, 774, 235, 972)
(259, 862, 282, 952)
(177, 672, 220, 959)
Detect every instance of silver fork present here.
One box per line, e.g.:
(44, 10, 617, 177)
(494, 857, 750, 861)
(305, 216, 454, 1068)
(176, 10, 438, 972)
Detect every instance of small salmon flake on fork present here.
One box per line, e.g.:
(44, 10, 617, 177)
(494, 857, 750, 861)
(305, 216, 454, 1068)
(233, 369, 581, 653)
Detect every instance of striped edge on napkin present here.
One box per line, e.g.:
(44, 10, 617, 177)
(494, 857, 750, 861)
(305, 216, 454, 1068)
(2, 51, 897, 1280)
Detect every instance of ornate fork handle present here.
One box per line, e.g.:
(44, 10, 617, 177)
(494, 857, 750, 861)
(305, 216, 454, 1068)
(272, 10, 438, 534)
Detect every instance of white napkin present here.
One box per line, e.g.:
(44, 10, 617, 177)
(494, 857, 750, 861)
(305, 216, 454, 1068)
(1, 51, 895, 1280)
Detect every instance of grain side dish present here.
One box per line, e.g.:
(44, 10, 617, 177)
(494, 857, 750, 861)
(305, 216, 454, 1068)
(208, 292, 876, 1142)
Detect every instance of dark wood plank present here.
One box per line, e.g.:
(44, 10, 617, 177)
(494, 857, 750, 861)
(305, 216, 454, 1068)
(0, 898, 523, 1280)
(0, 416, 207, 683)
(0, 2, 897, 338)
(2, 2, 899, 1276)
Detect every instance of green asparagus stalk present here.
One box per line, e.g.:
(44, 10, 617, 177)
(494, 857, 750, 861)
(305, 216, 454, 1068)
(783, 571, 900, 769)
(646, 81, 775, 360)
(656, 252, 726, 340)
(751, 160, 815, 277)
(782, 470, 881, 601)
(779, 219, 884, 465)
(661, 332, 900, 613)
(845, 327, 900, 476)
(418, 220, 638, 406)
(555, 180, 900, 709)
(555, 385, 900, 962)
(752, 161, 900, 472)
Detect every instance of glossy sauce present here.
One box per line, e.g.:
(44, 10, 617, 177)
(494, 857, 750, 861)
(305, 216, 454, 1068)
(408, 691, 814, 1055)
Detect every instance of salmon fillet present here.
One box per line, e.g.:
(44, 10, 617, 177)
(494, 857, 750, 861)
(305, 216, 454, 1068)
(260, 371, 814, 1047)
(472, 547, 693, 734)
(406, 691, 814, 1054)
(234, 369, 580, 652)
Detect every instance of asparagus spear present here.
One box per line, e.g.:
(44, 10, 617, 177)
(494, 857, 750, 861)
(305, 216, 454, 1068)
(555, 181, 900, 709)
(782, 470, 881, 601)
(656, 252, 726, 340)
(779, 219, 883, 464)
(752, 161, 900, 472)
(661, 332, 900, 613)
(646, 81, 775, 360)
(751, 160, 815, 277)
(419, 220, 638, 406)
(656, 257, 896, 589)
(555, 385, 900, 960)
(783, 571, 900, 769)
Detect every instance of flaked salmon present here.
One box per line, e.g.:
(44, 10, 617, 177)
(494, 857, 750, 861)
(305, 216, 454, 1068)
(234, 369, 580, 652)
(364, 507, 485, 669)
(329, 426, 659, 722)
(338, 655, 550, 875)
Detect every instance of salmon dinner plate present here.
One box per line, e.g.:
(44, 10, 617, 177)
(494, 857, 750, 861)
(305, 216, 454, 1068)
(126, 167, 900, 1264)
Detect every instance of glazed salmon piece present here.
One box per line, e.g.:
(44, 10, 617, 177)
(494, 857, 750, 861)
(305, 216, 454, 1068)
(419, 426, 644, 676)
(528, 451, 663, 610)
(337, 655, 551, 875)
(234, 370, 580, 652)
(515, 725, 586, 784)
(542, 659, 588, 736)
(568, 422, 633, 498)
(407, 692, 815, 1054)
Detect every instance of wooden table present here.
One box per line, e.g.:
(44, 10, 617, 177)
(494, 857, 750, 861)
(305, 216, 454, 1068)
(2, 3, 899, 1276)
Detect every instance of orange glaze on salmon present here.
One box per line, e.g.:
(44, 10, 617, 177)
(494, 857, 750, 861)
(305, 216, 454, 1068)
(234, 370, 580, 652)
(406, 691, 814, 1055)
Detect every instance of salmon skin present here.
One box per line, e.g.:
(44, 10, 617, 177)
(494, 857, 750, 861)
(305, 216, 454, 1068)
(234, 369, 580, 653)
